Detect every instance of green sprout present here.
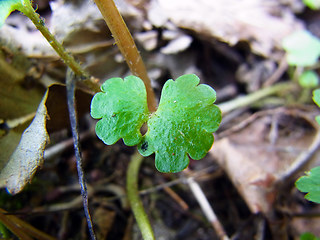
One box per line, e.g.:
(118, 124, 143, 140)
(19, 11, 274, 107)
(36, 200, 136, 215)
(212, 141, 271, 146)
(282, 30, 320, 67)
(313, 89, 320, 125)
(299, 70, 319, 89)
(0, 0, 25, 27)
(90, 74, 222, 173)
(295, 89, 320, 203)
(303, 0, 320, 10)
(296, 166, 320, 204)
(282, 30, 320, 102)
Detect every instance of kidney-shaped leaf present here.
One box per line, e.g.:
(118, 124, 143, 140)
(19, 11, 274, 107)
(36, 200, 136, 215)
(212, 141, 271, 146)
(303, 0, 320, 10)
(90, 76, 149, 146)
(282, 30, 320, 67)
(138, 74, 221, 173)
(296, 166, 320, 203)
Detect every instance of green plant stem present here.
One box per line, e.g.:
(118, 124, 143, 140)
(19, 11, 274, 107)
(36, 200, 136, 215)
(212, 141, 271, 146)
(18, 1, 100, 93)
(0, 221, 10, 239)
(126, 152, 155, 240)
(218, 82, 296, 115)
(93, 0, 157, 112)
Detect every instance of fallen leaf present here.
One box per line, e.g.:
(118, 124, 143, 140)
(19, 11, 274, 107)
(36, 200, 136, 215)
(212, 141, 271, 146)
(210, 108, 317, 213)
(152, 0, 303, 56)
(93, 207, 116, 240)
(0, 83, 93, 194)
(0, 89, 50, 194)
(0, 48, 44, 172)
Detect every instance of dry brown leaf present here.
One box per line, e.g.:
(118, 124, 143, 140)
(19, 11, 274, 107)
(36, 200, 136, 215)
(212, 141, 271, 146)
(0, 48, 45, 171)
(93, 207, 116, 239)
(210, 109, 317, 213)
(152, 0, 303, 56)
(0, 84, 92, 194)
(45, 84, 92, 133)
(0, 89, 50, 194)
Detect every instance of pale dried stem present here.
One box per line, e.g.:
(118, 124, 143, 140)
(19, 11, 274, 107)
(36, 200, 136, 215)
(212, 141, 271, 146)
(185, 174, 230, 240)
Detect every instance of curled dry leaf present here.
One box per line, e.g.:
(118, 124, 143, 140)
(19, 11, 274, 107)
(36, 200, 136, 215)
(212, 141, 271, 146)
(0, 84, 92, 194)
(0, 90, 49, 194)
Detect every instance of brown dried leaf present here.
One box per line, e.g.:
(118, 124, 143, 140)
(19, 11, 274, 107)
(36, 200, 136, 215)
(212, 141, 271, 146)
(93, 207, 116, 239)
(0, 84, 92, 194)
(152, 0, 303, 56)
(210, 109, 317, 213)
(0, 89, 49, 194)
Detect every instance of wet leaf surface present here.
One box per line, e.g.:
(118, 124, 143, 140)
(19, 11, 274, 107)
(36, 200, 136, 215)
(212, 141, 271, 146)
(138, 74, 221, 173)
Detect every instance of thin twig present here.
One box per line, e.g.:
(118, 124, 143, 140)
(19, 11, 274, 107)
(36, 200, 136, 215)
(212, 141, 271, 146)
(28, 166, 221, 215)
(44, 130, 93, 160)
(19, 1, 100, 93)
(263, 55, 288, 87)
(277, 125, 320, 182)
(184, 170, 229, 240)
(66, 69, 96, 240)
(163, 186, 189, 211)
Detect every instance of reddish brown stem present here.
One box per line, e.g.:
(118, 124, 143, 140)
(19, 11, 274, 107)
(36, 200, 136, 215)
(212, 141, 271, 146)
(93, 0, 157, 112)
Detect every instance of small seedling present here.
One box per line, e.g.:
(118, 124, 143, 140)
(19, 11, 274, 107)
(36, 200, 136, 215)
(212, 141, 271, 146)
(282, 30, 320, 67)
(313, 89, 320, 125)
(282, 30, 320, 103)
(1, 0, 222, 238)
(296, 166, 320, 203)
(90, 74, 222, 173)
(303, 0, 320, 10)
(298, 70, 319, 89)
(295, 89, 320, 203)
(300, 232, 320, 240)
(0, 0, 28, 27)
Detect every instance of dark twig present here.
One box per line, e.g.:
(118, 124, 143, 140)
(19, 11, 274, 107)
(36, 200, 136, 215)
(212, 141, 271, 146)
(66, 69, 96, 240)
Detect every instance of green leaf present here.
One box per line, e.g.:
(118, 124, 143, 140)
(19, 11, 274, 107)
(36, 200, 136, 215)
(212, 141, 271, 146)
(300, 232, 320, 240)
(90, 76, 149, 146)
(282, 30, 320, 67)
(303, 0, 320, 10)
(313, 89, 320, 107)
(312, 89, 320, 125)
(0, 0, 24, 27)
(295, 166, 320, 203)
(299, 70, 319, 88)
(138, 74, 221, 173)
